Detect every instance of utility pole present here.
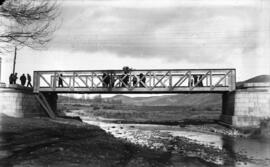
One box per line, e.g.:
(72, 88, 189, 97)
(12, 46, 17, 74)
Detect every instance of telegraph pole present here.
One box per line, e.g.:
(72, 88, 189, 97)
(12, 46, 17, 74)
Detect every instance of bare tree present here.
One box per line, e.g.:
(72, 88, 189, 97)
(0, 0, 59, 52)
(0, 1, 5, 6)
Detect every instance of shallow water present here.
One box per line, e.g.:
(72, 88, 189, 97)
(163, 130, 223, 148)
(224, 137, 270, 167)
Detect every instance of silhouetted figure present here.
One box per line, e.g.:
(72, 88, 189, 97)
(20, 74, 26, 86)
(12, 73, 18, 84)
(102, 73, 108, 87)
(110, 73, 115, 88)
(104, 73, 111, 88)
(198, 75, 204, 87)
(121, 67, 131, 87)
(9, 73, 13, 84)
(132, 75, 137, 87)
(58, 74, 64, 87)
(193, 75, 198, 86)
(189, 77, 194, 87)
(121, 73, 129, 87)
(139, 73, 146, 87)
(102, 73, 112, 88)
(26, 74, 32, 87)
(122, 66, 131, 74)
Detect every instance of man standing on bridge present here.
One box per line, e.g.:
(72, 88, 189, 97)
(20, 74, 26, 86)
(58, 74, 64, 87)
(26, 74, 32, 87)
(12, 73, 18, 84)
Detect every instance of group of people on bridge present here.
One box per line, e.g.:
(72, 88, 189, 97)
(9, 73, 32, 87)
(57, 67, 147, 88)
(101, 67, 146, 88)
(190, 74, 204, 87)
(56, 67, 205, 88)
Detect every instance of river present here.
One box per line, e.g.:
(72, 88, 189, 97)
(66, 112, 270, 167)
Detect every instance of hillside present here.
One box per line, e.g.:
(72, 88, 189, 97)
(244, 75, 270, 83)
(237, 75, 270, 88)
(107, 94, 222, 108)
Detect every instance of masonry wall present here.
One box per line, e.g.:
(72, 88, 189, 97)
(221, 88, 270, 127)
(0, 87, 47, 118)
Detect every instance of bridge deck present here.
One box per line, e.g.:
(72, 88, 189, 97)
(33, 69, 236, 93)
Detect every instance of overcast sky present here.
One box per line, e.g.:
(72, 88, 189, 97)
(1, 0, 270, 83)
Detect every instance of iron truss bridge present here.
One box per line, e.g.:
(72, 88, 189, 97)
(33, 69, 236, 93)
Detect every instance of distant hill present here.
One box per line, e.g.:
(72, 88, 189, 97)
(237, 75, 270, 88)
(109, 94, 135, 104)
(244, 75, 270, 83)
(106, 94, 222, 109)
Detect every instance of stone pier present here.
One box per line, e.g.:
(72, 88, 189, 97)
(0, 85, 57, 118)
(221, 82, 270, 128)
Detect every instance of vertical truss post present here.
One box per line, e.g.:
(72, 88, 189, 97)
(53, 72, 57, 91)
(188, 70, 192, 90)
(224, 75, 227, 86)
(205, 75, 210, 86)
(68, 76, 71, 88)
(210, 70, 212, 89)
(149, 72, 152, 87)
(228, 71, 232, 90)
(33, 71, 40, 93)
(230, 70, 236, 91)
(153, 72, 156, 87)
(91, 72, 94, 88)
(72, 72, 75, 91)
(169, 71, 172, 90)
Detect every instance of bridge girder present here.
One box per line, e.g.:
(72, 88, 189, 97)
(33, 69, 236, 93)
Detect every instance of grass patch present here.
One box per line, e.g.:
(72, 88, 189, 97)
(59, 103, 221, 122)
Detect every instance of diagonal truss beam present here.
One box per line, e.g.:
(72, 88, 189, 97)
(211, 70, 231, 90)
(40, 74, 53, 90)
(75, 73, 92, 90)
(152, 71, 170, 89)
(136, 71, 150, 89)
(118, 74, 130, 89)
(172, 71, 190, 89)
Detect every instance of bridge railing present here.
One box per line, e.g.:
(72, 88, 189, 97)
(33, 69, 236, 93)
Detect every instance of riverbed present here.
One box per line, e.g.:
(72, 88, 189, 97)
(81, 118, 270, 167)
(62, 108, 270, 167)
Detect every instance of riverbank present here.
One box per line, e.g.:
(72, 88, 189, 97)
(83, 119, 251, 166)
(0, 114, 170, 167)
(63, 103, 270, 139)
(0, 114, 261, 166)
(65, 108, 245, 138)
(59, 103, 221, 123)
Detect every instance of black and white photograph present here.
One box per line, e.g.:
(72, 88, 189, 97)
(0, 0, 270, 166)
